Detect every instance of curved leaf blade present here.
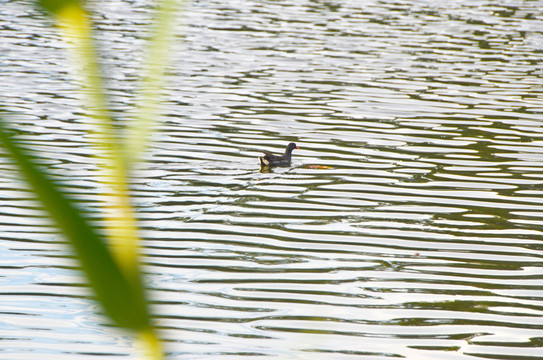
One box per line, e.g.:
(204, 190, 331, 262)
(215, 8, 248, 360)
(0, 117, 150, 333)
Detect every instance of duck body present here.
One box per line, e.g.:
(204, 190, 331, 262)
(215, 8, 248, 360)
(259, 142, 299, 168)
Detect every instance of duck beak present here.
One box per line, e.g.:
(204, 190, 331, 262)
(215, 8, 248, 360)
(296, 146, 299, 149)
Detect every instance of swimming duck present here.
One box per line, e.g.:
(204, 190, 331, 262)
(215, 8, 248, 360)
(259, 142, 299, 168)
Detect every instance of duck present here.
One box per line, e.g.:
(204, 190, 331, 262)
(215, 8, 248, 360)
(259, 142, 299, 168)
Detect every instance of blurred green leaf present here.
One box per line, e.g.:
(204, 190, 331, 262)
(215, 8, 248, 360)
(45, 0, 142, 276)
(0, 116, 151, 333)
(12, 2, 175, 358)
(37, 0, 81, 15)
(125, 0, 182, 165)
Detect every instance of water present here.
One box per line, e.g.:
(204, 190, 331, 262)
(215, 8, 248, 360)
(1, 0, 543, 359)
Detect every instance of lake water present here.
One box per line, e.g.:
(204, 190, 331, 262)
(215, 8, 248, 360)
(1, 0, 543, 359)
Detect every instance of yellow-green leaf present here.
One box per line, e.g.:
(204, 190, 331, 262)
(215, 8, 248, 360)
(37, 0, 81, 15)
(0, 116, 150, 333)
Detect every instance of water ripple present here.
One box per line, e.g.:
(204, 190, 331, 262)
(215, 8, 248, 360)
(1, 0, 543, 359)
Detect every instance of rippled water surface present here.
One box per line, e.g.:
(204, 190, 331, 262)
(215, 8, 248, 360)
(2, 0, 543, 359)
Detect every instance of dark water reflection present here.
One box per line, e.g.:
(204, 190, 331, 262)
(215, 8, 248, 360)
(1, 0, 543, 359)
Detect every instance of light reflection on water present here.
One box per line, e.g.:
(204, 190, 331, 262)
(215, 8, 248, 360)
(1, 0, 543, 359)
